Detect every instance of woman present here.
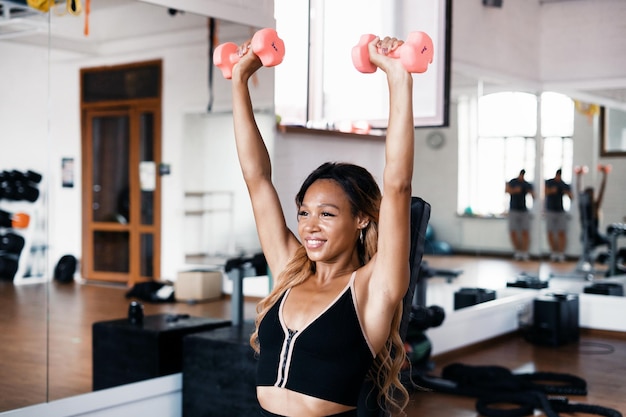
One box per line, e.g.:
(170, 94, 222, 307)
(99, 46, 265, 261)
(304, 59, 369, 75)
(575, 164, 610, 247)
(230, 34, 415, 417)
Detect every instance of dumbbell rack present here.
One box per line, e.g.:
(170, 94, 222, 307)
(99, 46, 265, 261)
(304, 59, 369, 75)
(0, 173, 47, 284)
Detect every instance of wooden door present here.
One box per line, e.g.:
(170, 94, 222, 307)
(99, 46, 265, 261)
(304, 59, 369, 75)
(81, 106, 161, 285)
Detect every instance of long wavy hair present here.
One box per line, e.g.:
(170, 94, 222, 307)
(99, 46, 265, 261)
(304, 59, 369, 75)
(249, 162, 410, 416)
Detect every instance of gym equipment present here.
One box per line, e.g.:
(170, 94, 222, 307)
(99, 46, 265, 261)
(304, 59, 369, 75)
(526, 292, 579, 347)
(454, 287, 496, 310)
(0, 209, 30, 229)
(0, 231, 25, 254)
(507, 272, 548, 289)
(403, 305, 445, 370)
(409, 363, 621, 417)
(352, 31, 434, 74)
(423, 224, 453, 255)
(213, 28, 285, 79)
(605, 223, 626, 276)
(54, 254, 78, 283)
(0, 169, 42, 202)
(584, 282, 624, 296)
(224, 252, 267, 326)
(0, 253, 19, 281)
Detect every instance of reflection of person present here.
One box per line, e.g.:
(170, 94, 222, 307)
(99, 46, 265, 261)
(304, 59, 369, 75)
(545, 169, 573, 262)
(575, 165, 610, 247)
(230, 35, 413, 416)
(505, 169, 535, 261)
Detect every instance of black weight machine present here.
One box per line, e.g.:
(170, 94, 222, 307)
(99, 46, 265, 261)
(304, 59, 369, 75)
(604, 222, 626, 277)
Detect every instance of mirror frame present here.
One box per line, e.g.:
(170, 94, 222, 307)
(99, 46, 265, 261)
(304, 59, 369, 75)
(600, 106, 626, 157)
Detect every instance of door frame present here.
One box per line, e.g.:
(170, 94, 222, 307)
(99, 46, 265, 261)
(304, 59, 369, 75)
(80, 61, 162, 285)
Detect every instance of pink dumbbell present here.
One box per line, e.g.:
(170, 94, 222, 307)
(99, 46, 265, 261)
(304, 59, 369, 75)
(214, 28, 285, 79)
(352, 31, 434, 74)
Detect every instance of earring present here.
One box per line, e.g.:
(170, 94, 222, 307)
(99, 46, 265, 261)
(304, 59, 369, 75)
(359, 229, 364, 244)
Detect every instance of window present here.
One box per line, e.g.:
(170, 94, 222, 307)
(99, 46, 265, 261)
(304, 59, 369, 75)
(458, 91, 574, 216)
(542, 92, 574, 211)
(274, 0, 451, 132)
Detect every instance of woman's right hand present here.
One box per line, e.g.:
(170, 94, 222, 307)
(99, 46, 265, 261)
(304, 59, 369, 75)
(366, 36, 410, 78)
(231, 41, 264, 83)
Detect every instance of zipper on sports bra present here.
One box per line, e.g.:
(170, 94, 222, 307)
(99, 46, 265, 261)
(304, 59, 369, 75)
(278, 328, 298, 386)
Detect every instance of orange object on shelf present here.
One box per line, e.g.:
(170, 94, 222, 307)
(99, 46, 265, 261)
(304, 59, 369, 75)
(11, 213, 30, 229)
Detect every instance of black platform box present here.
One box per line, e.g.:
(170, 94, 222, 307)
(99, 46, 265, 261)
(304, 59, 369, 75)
(183, 321, 259, 417)
(92, 313, 230, 391)
(454, 287, 496, 310)
(530, 293, 579, 346)
(584, 282, 624, 296)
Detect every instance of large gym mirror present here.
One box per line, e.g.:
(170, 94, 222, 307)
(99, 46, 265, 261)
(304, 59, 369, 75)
(0, 0, 272, 412)
(0, 0, 50, 411)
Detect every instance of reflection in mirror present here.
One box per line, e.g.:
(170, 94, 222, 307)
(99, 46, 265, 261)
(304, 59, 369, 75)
(0, 0, 50, 412)
(0, 0, 261, 412)
(601, 106, 626, 156)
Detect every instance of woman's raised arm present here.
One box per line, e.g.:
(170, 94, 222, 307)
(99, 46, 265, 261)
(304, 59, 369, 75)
(230, 44, 299, 277)
(367, 36, 415, 310)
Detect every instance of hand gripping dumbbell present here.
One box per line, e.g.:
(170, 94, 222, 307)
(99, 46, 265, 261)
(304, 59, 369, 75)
(352, 31, 434, 74)
(574, 165, 589, 175)
(214, 28, 285, 79)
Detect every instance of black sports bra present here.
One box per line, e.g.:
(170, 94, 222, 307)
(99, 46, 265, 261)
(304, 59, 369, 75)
(256, 272, 375, 406)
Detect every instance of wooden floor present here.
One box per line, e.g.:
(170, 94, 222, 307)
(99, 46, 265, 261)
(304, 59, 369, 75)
(0, 254, 625, 415)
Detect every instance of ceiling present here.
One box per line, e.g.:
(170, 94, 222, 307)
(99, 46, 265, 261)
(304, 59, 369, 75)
(2, 0, 625, 110)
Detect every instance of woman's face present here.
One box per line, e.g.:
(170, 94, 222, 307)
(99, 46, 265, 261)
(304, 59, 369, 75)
(297, 179, 363, 263)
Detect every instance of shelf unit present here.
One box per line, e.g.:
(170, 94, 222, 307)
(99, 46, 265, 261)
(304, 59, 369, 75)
(183, 191, 235, 263)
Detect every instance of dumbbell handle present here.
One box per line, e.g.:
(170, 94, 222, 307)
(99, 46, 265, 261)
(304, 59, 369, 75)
(352, 31, 434, 74)
(214, 28, 285, 79)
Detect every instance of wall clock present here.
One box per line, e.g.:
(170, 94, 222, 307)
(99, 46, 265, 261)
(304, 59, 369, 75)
(426, 131, 445, 149)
